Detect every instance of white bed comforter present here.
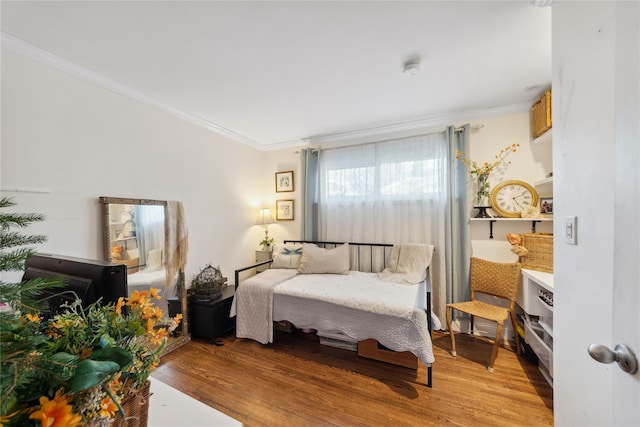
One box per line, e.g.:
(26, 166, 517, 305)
(127, 268, 166, 290)
(235, 270, 438, 365)
(275, 271, 420, 318)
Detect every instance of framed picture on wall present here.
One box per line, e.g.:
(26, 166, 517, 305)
(276, 199, 294, 220)
(275, 171, 294, 192)
(540, 197, 553, 215)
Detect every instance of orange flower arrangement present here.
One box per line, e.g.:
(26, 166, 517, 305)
(0, 198, 185, 426)
(28, 390, 82, 427)
(110, 246, 123, 261)
(1, 288, 182, 427)
(455, 143, 520, 205)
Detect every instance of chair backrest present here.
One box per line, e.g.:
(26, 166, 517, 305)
(470, 257, 522, 302)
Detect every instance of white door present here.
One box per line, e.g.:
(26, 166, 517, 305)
(609, 2, 640, 423)
(553, 2, 639, 426)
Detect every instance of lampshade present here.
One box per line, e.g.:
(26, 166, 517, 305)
(256, 208, 275, 225)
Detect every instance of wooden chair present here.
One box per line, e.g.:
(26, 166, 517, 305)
(446, 257, 522, 372)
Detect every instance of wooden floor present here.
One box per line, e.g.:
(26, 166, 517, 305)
(152, 330, 553, 427)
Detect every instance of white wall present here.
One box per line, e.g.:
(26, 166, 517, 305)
(1, 49, 267, 286)
(466, 112, 552, 190)
(252, 148, 302, 247)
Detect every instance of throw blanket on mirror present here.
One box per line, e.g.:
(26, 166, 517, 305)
(164, 201, 188, 296)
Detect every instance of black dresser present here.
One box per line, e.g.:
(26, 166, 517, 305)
(188, 286, 235, 341)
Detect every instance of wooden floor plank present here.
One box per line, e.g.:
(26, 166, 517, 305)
(152, 330, 553, 426)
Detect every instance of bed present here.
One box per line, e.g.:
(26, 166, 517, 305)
(233, 241, 438, 387)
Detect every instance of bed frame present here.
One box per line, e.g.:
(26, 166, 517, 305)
(234, 240, 433, 387)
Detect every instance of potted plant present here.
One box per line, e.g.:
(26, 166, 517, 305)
(259, 235, 275, 251)
(0, 197, 182, 426)
(189, 264, 226, 301)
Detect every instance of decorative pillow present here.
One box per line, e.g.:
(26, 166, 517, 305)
(298, 243, 350, 274)
(144, 248, 163, 272)
(271, 244, 303, 269)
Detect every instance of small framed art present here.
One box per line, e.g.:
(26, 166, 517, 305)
(275, 171, 294, 192)
(540, 197, 553, 215)
(276, 199, 294, 220)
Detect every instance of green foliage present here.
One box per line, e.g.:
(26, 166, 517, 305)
(0, 197, 46, 272)
(0, 197, 182, 426)
(259, 235, 275, 247)
(0, 197, 63, 313)
(70, 360, 121, 393)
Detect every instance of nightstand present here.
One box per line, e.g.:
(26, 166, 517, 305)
(255, 249, 272, 272)
(188, 286, 235, 342)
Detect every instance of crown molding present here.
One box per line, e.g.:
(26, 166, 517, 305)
(1, 32, 264, 150)
(305, 103, 531, 145)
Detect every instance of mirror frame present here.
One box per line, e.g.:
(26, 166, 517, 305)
(99, 196, 190, 355)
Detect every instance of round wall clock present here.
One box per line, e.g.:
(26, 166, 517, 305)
(490, 180, 539, 218)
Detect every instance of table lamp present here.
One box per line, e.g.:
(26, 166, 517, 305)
(256, 208, 275, 249)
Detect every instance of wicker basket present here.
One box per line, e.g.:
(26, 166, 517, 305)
(531, 89, 552, 138)
(112, 380, 151, 427)
(519, 233, 553, 273)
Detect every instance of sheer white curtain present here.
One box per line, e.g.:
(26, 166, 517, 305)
(318, 132, 447, 243)
(317, 131, 450, 320)
(135, 205, 165, 267)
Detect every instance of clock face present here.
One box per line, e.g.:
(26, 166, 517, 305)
(490, 180, 539, 218)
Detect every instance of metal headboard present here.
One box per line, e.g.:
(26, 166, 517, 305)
(283, 240, 393, 273)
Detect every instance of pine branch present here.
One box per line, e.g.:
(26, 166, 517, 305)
(0, 212, 45, 230)
(0, 247, 41, 271)
(0, 277, 65, 313)
(1, 232, 47, 249)
(0, 197, 16, 209)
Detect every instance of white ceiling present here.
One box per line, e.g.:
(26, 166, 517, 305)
(1, 1, 551, 150)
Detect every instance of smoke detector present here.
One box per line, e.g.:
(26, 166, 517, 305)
(402, 59, 421, 76)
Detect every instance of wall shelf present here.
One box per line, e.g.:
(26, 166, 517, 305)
(533, 128, 552, 145)
(534, 177, 553, 197)
(470, 217, 553, 239)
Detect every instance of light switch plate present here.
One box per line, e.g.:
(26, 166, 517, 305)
(565, 216, 577, 245)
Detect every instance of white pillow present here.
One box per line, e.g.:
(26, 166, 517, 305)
(298, 243, 350, 274)
(271, 244, 303, 269)
(144, 248, 163, 272)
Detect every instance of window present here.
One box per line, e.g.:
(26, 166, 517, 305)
(324, 148, 442, 201)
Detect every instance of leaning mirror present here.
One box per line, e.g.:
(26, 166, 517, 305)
(99, 197, 190, 355)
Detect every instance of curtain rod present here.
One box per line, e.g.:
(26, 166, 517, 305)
(311, 128, 450, 153)
(295, 125, 468, 155)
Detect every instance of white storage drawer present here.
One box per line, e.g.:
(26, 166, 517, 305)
(525, 321, 553, 378)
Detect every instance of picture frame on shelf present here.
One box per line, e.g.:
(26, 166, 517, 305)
(275, 171, 294, 193)
(540, 197, 553, 215)
(276, 199, 294, 220)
